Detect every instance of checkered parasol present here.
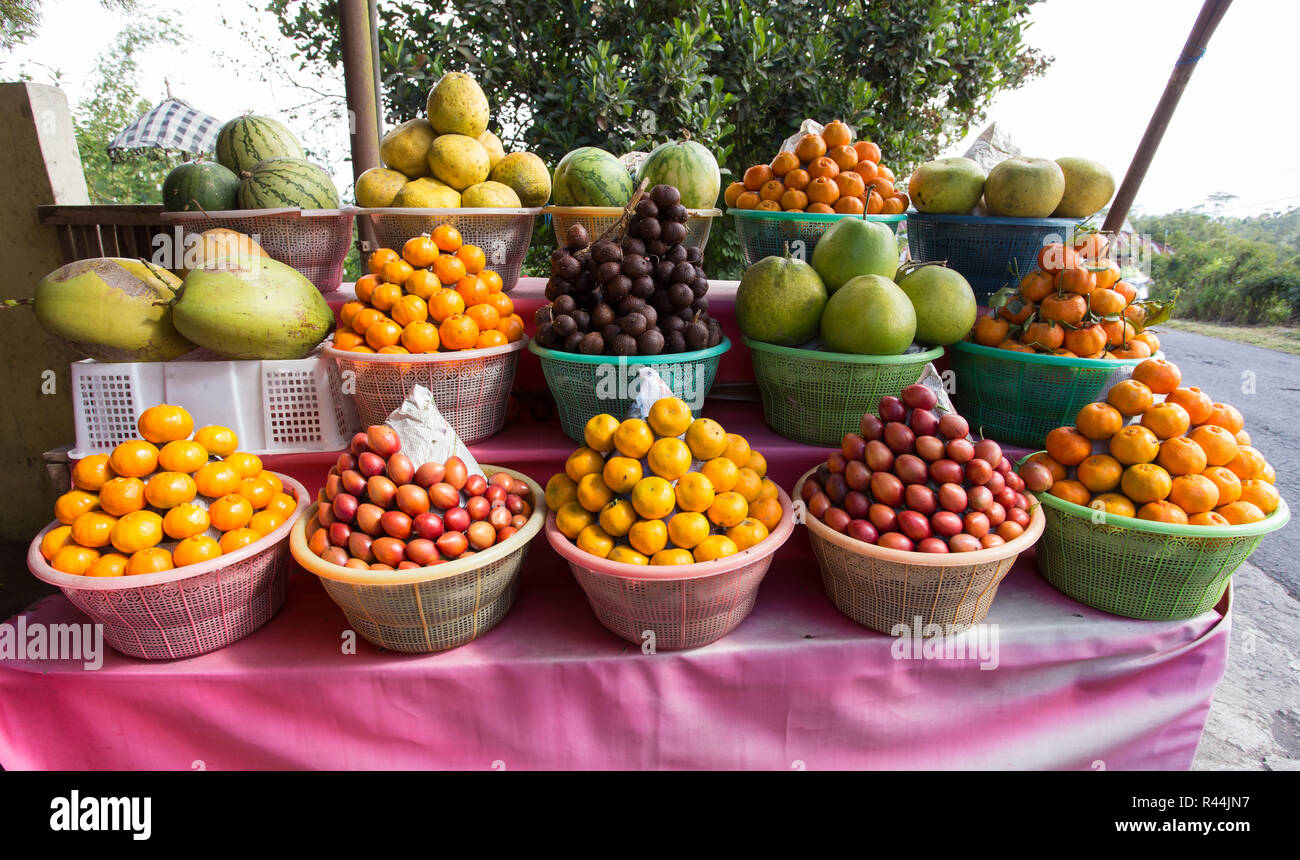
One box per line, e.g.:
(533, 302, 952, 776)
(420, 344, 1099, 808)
(107, 97, 221, 161)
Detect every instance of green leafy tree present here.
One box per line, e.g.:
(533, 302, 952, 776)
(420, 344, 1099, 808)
(1, 0, 139, 52)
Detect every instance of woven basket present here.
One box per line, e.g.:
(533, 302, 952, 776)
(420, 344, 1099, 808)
(796, 466, 1045, 634)
(290, 466, 545, 653)
(1031, 476, 1290, 620)
(357, 208, 540, 293)
(731, 209, 905, 267)
(529, 338, 729, 443)
(26, 474, 308, 660)
(544, 487, 795, 650)
(949, 340, 1145, 448)
(746, 338, 943, 447)
(160, 208, 355, 293)
(545, 205, 721, 251)
(326, 338, 526, 443)
(906, 212, 1079, 302)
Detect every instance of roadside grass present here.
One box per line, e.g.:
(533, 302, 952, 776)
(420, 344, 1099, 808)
(1161, 319, 1300, 355)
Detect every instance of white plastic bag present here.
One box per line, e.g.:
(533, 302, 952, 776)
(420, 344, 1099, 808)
(385, 385, 484, 478)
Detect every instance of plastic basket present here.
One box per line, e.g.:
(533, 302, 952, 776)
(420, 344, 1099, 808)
(25, 474, 307, 660)
(731, 209, 906, 267)
(357, 208, 540, 293)
(544, 487, 795, 649)
(1030, 474, 1290, 621)
(325, 338, 526, 444)
(949, 340, 1144, 449)
(906, 212, 1080, 302)
(745, 338, 943, 447)
(67, 348, 359, 458)
(290, 466, 544, 653)
(795, 466, 1045, 634)
(544, 205, 721, 251)
(528, 338, 730, 443)
(159, 208, 356, 293)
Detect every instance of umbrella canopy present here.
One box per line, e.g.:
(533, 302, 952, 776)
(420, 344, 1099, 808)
(107, 97, 221, 162)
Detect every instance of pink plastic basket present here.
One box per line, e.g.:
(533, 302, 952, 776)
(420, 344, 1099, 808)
(544, 487, 795, 649)
(25, 474, 308, 660)
(160, 208, 356, 293)
(358, 208, 540, 293)
(326, 337, 527, 443)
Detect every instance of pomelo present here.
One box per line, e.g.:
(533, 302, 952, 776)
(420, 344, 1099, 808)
(735, 256, 827, 347)
(820, 274, 916, 355)
(907, 157, 985, 214)
(810, 217, 899, 293)
(380, 118, 436, 179)
(427, 134, 491, 191)
(895, 263, 977, 346)
(984, 158, 1065, 218)
(426, 72, 489, 138)
(1053, 157, 1116, 218)
(490, 152, 552, 207)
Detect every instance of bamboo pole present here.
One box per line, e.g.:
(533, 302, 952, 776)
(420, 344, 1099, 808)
(1103, 0, 1233, 233)
(341, 0, 381, 256)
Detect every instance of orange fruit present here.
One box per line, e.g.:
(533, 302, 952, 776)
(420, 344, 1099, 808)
(40, 525, 75, 561)
(575, 523, 614, 559)
(693, 535, 739, 563)
(769, 151, 799, 177)
(1217, 501, 1266, 525)
(1045, 426, 1092, 467)
(1140, 402, 1191, 440)
(400, 321, 440, 353)
(1188, 511, 1230, 527)
(377, 346, 409, 355)
(701, 457, 740, 494)
(137, 404, 194, 444)
(833, 171, 866, 199)
(367, 248, 399, 275)
(219, 528, 262, 553)
(735, 191, 760, 209)
(157, 440, 208, 473)
(833, 195, 865, 214)
(1201, 467, 1242, 506)
(806, 176, 839, 205)
(1204, 402, 1245, 435)
(126, 547, 173, 575)
(1107, 379, 1154, 416)
(1235, 429, 1252, 447)
(365, 318, 403, 350)
(351, 307, 386, 335)
(163, 503, 210, 540)
(480, 269, 503, 293)
(648, 437, 693, 481)
(667, 511, 711, 549)
(71, 453, 115, 491)
(265, 491, 297, 519)
(1135, 331, 1161, 354)
(744, 164, 775, 190)
(724, 181, 746, 207)
(209, 494, 254, 531)
(98, 476, 146, 516)
(144, 471, 198, 509)
(1056, 266, 1096, 296)
(402, 234, 439, 268)
(381, 258, 414, 286)
(1111, 340, 1153, 360)
(1075, 402, 1123, 440)
(793, 134, 827, 163)
(54, 489, 100, 525)
(675, 472, 716, 513)
(110, 510, 164, 554)
(1188, 425, 1239, 466)
(172, 535, 222, 567)
(1168, 474, 1220, 514)
(854, 140, 882, 163)
(1156, 436, 1207, 476)
(390, 294, 428, 327)
(1239, 479, 1281, 514)
(237, 475, 277, 509)
(1077, 455, 1123, 493)
(1048, 480, 1091, 507)
(195, 461, 241, 498)
(1225, 446, 1267, 481)
(1132, 358, 1181, 395)
(109, 439, 159, 478)
(85, 553, 128, 577)
(248, 510, 285, 536)
(224, 452, 262, 480)
(52, 545, 101, 575)
(733, 468, 763, 503)
(369, 282, 403, 312)
(1040, 292, 1087, 326)
(71, 511, 117, 548)
(353, 274, 381, 303)
(1109, 425, 1161, 466)
(455, 274, 489, 307)
(475, 329, 507, 348)
(438, 314, 480, 350)
(1164, 387, 1213, 425)
(759, 179, 785, 202)
(1137, 501, 1188, 525)
(433, 254, 467, 286)
(428, 288, 466, 323)
(748, 495, 784, 531)
(486, 292, 514, 319)
(779, 188, 809, 211)
(499, 315, 525, 343)
(1063, 324, 1106, 357)
(404, 268, 440, 300)
(1121, 463, 1172, 504)
(971, 315, 1009, 346)
(1092, 493, 1137, 518)
(466, 302, 500, 333)
(684, 418, 727, 460)
(431, 225, 462, 253)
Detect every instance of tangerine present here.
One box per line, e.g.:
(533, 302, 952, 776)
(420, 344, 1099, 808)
(1157, 436, 1208, 476)
(1077, 455, 1123, 493)
(1109, 425, 1161, 465)
(1045, 426, 1092, 466)
(1107, 379, 1154, 416)
(1076, 402, 1123, 440)
(1121, 463, 1172, 504)
(1132, 358, 1181, 395)
(109, 440, 159, 478)
(1201, 466, 1242, 506)
(71, 453, 115, 491)
(1188, 425, 1239, 466)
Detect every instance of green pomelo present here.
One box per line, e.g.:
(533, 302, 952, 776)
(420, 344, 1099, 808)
(896, 264, 977, 346)
(426, 72, 489, 138)
(380, 118, 436, 179)
(392, 177, 461, 208)
(490, 152, 552, 207)
(820, 274, 916, 355)
(462, 181, 522, 208)
(427, 134, 490, 191)
(810, 217, 899, 292)
(1053, 157, 1116, 218)
(355, 167, 409, 208)
(907, 157, 986, 215)
(984, 158, 1065, 218)
(735, 256, 827, 347)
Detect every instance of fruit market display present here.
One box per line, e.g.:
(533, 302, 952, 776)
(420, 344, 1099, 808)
(908, 155, 1115, 218)
(726, 121, 907, 215)
(800, 385, 1035, 553)
(38, 405, 297, 576)
(334, 227, 525, 354)
(635, 139, 721, 210)
(968, 232, 1168, 359)
(1019, 357, 1282, 526)
(548, 137, 723, 210)
(302, 425, 536, 569)
(533, 185, 723, 356)
(356, 72, 551, 209)
(549, 398, 785, 565)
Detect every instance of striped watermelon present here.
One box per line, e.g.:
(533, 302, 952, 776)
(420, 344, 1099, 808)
(637, 140, 721, 209)
(553, 147, 634, 207)
(238, 158, 340, 210)
(162, 161, 240, 212)
(216, 115, 305, 174)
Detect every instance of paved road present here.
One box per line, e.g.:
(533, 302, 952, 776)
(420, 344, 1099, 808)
(1157, 330, 1300, 599)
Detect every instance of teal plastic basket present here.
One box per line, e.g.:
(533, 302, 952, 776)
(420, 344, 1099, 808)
(529, 338, 730, 442)
(731, 209, 906, 267)
(745, 338, 943, 447)
(949, 341, 1144, 449)
(906, 212, 1079, 302)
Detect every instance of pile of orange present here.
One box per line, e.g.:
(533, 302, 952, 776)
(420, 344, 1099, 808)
(39, 405, 297, 576)
(725, 121, 908, 215)
(547, 397, 785, 565)
(335, 226, 526, 354)
(970, 232, 1163, 359)
(1026, 358, 1281, 526)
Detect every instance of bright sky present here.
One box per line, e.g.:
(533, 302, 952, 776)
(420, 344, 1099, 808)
(7, 0, 1295, 217)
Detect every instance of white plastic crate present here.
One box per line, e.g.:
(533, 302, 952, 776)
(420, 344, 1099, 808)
(70, 347, 359, 458)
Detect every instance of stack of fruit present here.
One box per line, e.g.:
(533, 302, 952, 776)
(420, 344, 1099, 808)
(552, 138, 721, 210)
(303, 425, 535, 570)
(39, 406, 297, 576)
(334, 227, 524, 354)
(726, 121, 906, 215)
(533, 185, 723, 356)
(356, 72, 551, 209)
(799, 385, 1035, 552)
(907, 155, 1116, 219)
(1021, 357, 1281, 525)
(548, 398, 784, 565)
(969, 233, 1166, 358)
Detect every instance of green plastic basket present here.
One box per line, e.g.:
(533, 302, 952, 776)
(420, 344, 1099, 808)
(731, 209, 906, 267)
(949, 340, 1145, 449)
(1026, 459, 1290, 620)
(529, 338, 730, 442)
(745, 337, 943, 447)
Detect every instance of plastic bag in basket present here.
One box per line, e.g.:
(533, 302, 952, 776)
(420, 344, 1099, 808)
(385, 384, 485, 479)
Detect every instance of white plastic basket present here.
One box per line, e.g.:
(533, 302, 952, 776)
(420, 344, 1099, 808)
(159, 208, 357, 293)
(70, 347, 359, 458)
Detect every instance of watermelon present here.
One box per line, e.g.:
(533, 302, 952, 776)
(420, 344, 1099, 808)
(216, 115, 305, 174)
(553, 147, 634, 207)
(637, 140, 721, 209)
(238, 158, 340, 210)
(162, 161, 240, 212)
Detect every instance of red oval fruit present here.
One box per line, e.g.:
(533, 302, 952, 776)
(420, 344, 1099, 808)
(870, 472, 905, 507)
(915, 435, 946, 462)
(444, 457, 468, 490)
(945, 438, 974, 464)
(489, 505, 512, 530)
(429, 482, 460, 510)
(341, 469, 367, 497)
(801, 478, 821, 502)
(967, 485, 993, 512)
(358, 451, 386, 478)
(329, 522, 353, 549)
(986, 502, 1006, 528)
(372, 536, 406, 566)
(436, 530, 468, 559)
(949, 533, 982, 553)
(465, 474, 488, 497)
(369, 563, 394, 571)
(396, 484, 431, 517)
(901, 384, 939, 411)
(349, 432, 371, 456)
(877, 532, 914, 552)
(468, 520, 497, 550)
(841, 432, 867, 461)
(823, 507, 851, 533)
(355, 503, 385, 536)
(997, 521, 1024, 542)
(1007, 506, 1031, 528)
(336, 452, 357, 474)
(938, 413, 969, 440)
(347, 531, 374, 562)
(845, 460, 871, 491)
(386, 453, 415, 485)
(847, 519, 879, 544)
(985, 471, 1006, 495)
(308, 527, 329, 556)
(905, 483, 937, 515)
(366, 425, 402, 457)
(825, 474, 849, 503)
(980, 534, 1005, 549)
(397, 561, 421, 570)
(827, 451, 848, 475)
(381, 510, 412, 539)
(884, 422, 916, 455)
(808, 492, 831, 519)
(909, 409, 939, 437)
(860, 413, 884, 441)
(879, 396, 906, 423)
(866, 440, 895, 472)
(466, 495, 491, 521)
(414, 461, 445, 488)
(844, 490, 871, 519)
(322, 546, 350, 566)
(316, 504, 336, 528)
(412, 511, 445, 540)
(938, 483, 968, 513)
(510, 514, 528, 529)
(332, 492, 359, 523)
(995, 487, 1019, 511)
(963, 511, 990, 538)
(965, 459, 993, 485)
(496, 526, 518, 543)
(444, 506, 471, 533)
(894, 454, 929, 485)
(325, 473, 342, 501)
(1005, 471, 1025, 493)
(366, 475, 397, 508)
(917, 537, 949, 554)
(344, 557, 369, 570)
(868, 503, 898, 533)
(973, 439, 1003, 468)
(897, 510, 932, 541)
(406, 538, 440, 566)
(929, 458, 964, 485)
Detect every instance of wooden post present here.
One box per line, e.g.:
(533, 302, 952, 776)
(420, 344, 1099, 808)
(340, 0, 382, 258)
(1103, 0, 1232, 232)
